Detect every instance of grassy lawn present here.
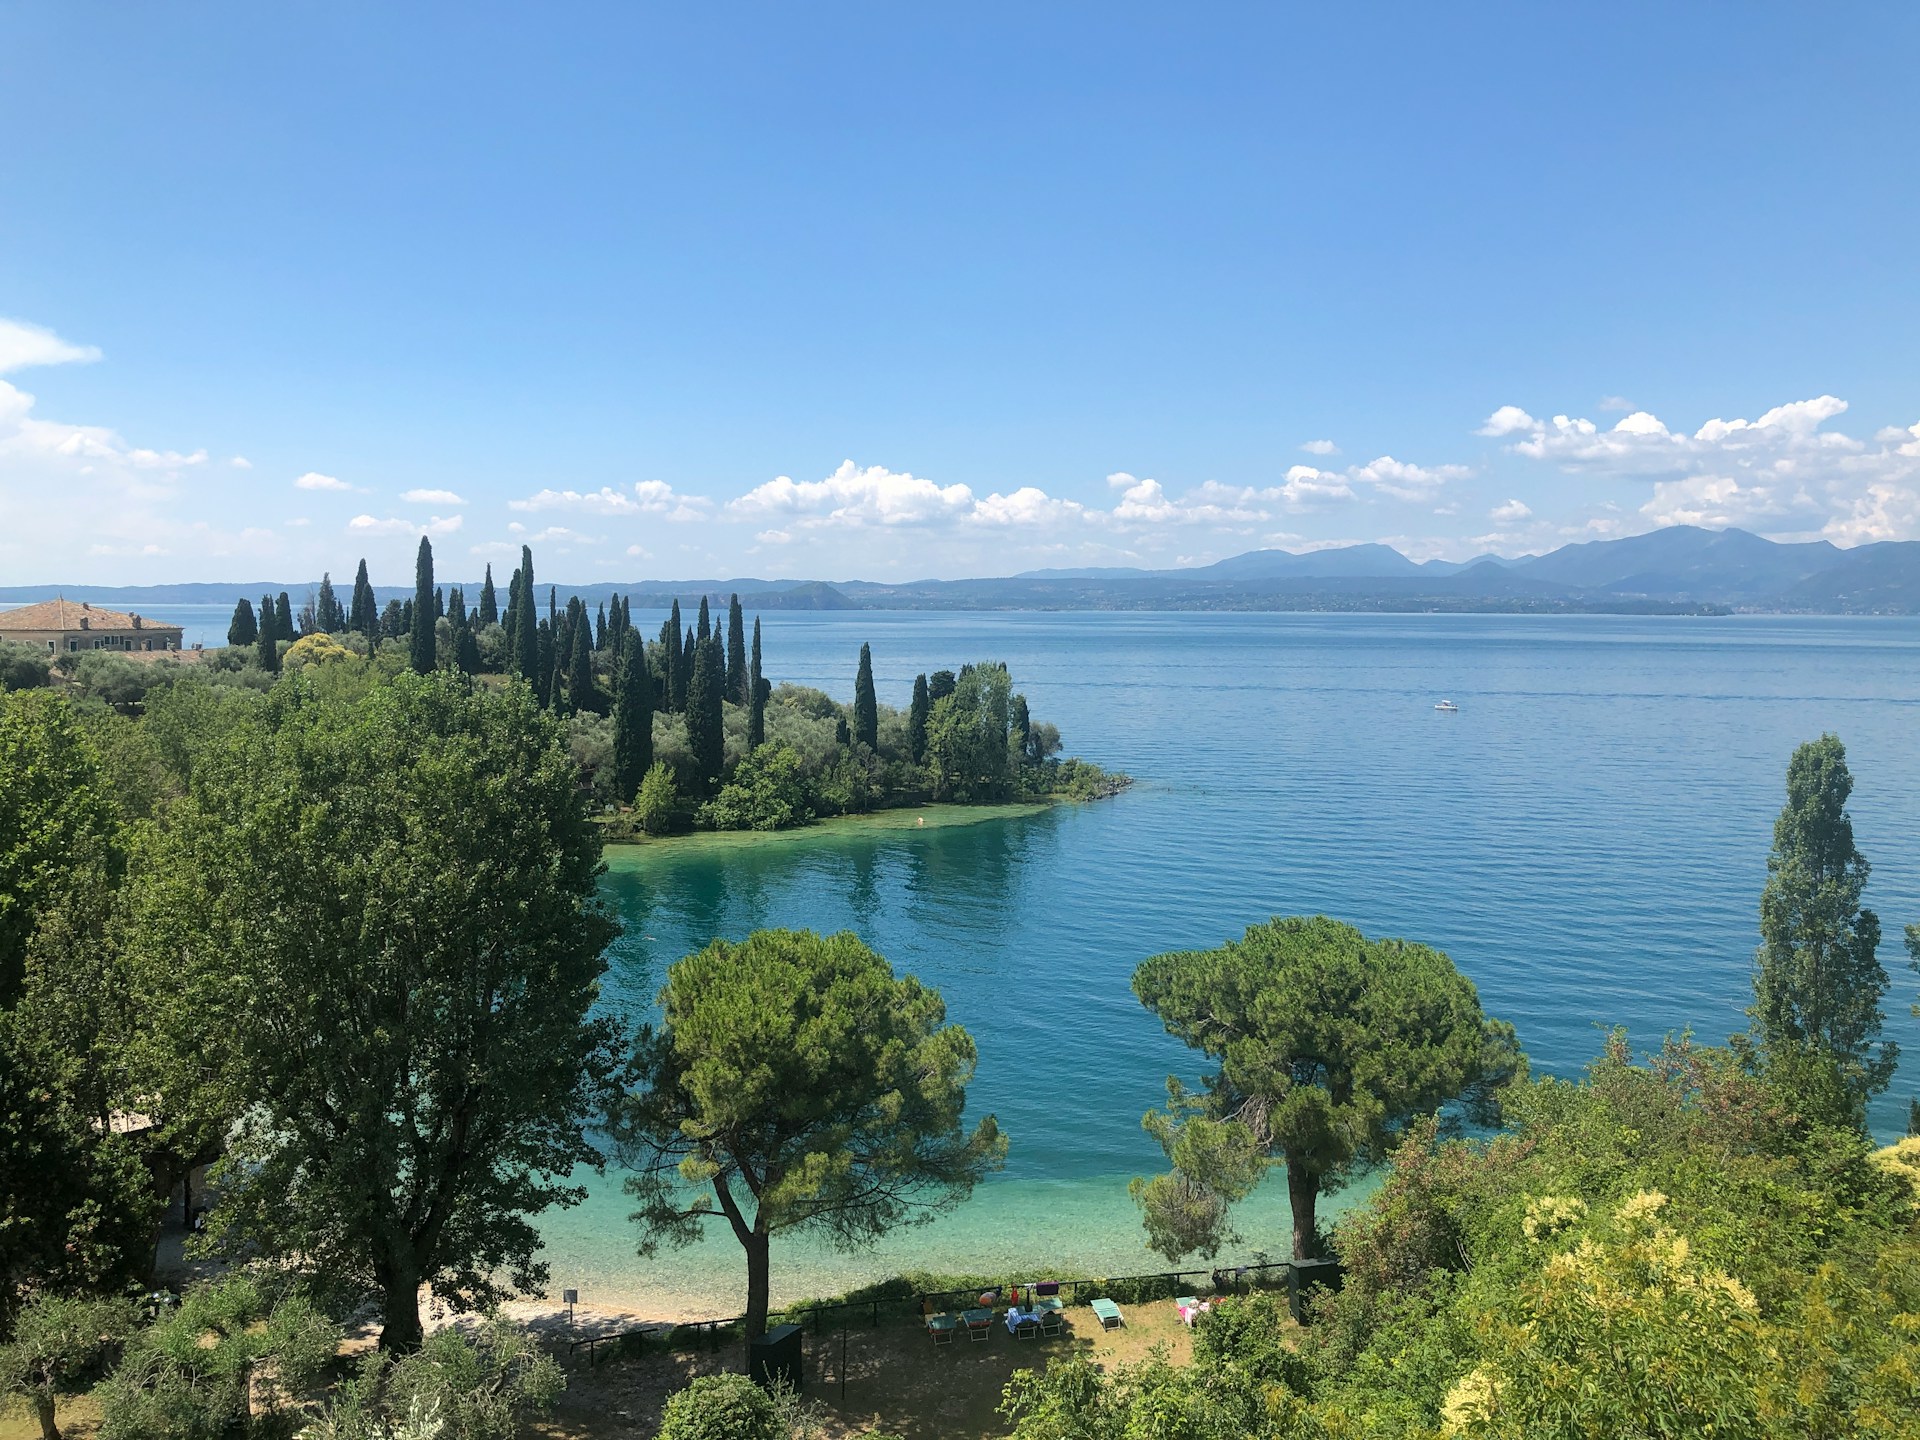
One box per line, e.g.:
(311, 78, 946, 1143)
(536, 1299, 1226, 1439)
(1, 1392, 102, 1440)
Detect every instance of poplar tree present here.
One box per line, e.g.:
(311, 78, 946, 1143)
(685, 638, 725, 792)
(350, 560, 377, 635)
(1750, 734, 1896, 1116)
(275, 592, 295, 643)
(854, 643, 878, 750)
(612, 632, 653, 804)
(514, 548, 539, 684)
(315, 572, 345, 633)
(409, 537, 437, 674)
(908, 673, 930, 764)
(227, 598, 258, 648)
(568, 608, 596, 714)
(478, 564, 498, 626)
(747, 618, 766, 750)
(726, 596, 747, 703)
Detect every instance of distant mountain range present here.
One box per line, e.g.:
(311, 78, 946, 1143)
(5, 527, 1919, 615)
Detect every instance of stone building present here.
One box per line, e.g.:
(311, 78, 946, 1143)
(0, 597, 184, 654)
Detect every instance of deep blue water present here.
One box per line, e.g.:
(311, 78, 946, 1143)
(535, 611, 1920, 1316)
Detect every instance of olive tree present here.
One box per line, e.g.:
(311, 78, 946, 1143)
(617, 928, 1006, 1342)
(1132, 915, 1522, 1260)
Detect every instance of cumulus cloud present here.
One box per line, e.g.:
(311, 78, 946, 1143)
(1490, 499, 1532, 522)
(230, 455, 252, 469)
(347, 513, 464, 536)
(295, 471, 351, 491)
(1300, 439, 1340, 456)
(0, 318, 101, 373)
(729, 460, 975, 527)
(401, 487, 465, 504)
(510, 480, 711, 521)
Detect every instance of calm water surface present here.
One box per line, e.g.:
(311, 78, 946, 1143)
(533, 611, 1920, 1316)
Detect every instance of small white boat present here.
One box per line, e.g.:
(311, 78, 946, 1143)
(1434, 699, 1459, 712)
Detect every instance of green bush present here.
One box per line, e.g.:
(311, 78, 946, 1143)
(657, 1372, 779, 1440)
(0, 638, 51, 692)
(699, 741, 811, 830)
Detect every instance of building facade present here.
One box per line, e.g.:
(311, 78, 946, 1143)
(0, 597, 185, 654)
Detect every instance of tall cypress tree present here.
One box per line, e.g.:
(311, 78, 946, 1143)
(255, 610, 280, 672)
(448, 587, 467, 629)
(409, 536, 437, 674)
(1750, 734, 1896, 1116)
(1011, 694, 1032, 763)
(350, 559, 377, 635)
(227, 597, 258, 647)
(696, 595, 711, 646)
(747, 617, 766, 750)
(664, 601, 684, 711)
(536, 619, 554, 708)
(680, 626, 695, 713)
(685, 637, 726, 793)
(315, 572, 344, 632)
(853, 642, 878, 750)
(514, 547, 539, 683)
(726, 595, 747, 703)
(478, 563, 498, 626)
(595, 602, 608, 653)
(434, 586, 445, 620)
(568, 603, 596, 714)
(612, 632, 653, 805)
(909, 672, 930, 764)
(275, 591, 296, 643)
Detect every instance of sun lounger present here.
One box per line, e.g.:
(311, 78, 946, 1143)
(1176, 1297, 1210, 1326)
(1090, 1298, 1123, 1329)
(926, 1313, 958, 1345)
(1175, 1296, 1197, 1311)
(962, 1306, 994, 1342)
(1039, 1309, 1065, 1338)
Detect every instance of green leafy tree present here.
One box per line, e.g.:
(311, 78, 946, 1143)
(634, 761, 681, 836)
(657, 1373, 779, 1440)
(408, 536, 437, 674)
(853, 643, 878, 751)
(1, 1293, 135, 1440)
(477, 562, 498, 627)
(225, 598, 257, 648)
(612, 632, 653, 805)
(684, 637, 725, 793)
(908, 672, 929, 764)
(128, 673, 621, 1350)
(299, 1317, 562, 1440)
(617, 928, 1006, 1342)
(700, 742, 810, 831)
(1132, 915, 1521, 1260)
(922, 662, 1011, 801)
(1750, 734, 1896, 1118)
(350, 560, 378, 635)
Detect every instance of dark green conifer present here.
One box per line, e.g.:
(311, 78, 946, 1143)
(595, 602, 608, 652)
(726, 595, 747, 703)
(275, 591, 295, 642)
(696, 595, 711, 646)
(854, 643, 878, 750)
(536, 618, 553, 708)
(409, 536, 437, 674)
(613, 632, 653, 804)
(255, 611, 279, 672)
(747, 617, 765, 749)
(478, 563, 498, 626)
(434, 585, 445, 620)
(448, 587, 467, 629)
(1011, 694, 1031, 762)
(928, 669, 956, 703)
(514, 547, 539, 683)
(685, 637, 726, 792)
(568, 604, 596, 713)
(663, 601, 684, 712)
(350, 559, 377, 634)
(401, 598, 414, 637)
(909, 672, 930, 764)
(227, 597, 258, 648)
(315, 572, 344, 632)
(835, 715, 850, 747)
(379, 598, 406, 638)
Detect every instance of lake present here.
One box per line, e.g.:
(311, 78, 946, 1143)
(532, 610, 1920, 1318)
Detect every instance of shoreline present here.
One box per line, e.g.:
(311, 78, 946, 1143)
(599, 800, 1060, 855)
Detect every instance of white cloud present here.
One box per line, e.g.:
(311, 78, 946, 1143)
(1490, 499, 1532, 522)
(401, 487, 465, 505)
(971, 487, 1088, 528)
(295, 471, 351, 491)
(1300, 439, 1340, 456)
(0, 318, 101, 373)
(508, 480, 712, 522)
(729, 461, 974, 527)
(347, 513, 464, 536)
(1348, 455, 1472, 501)
(1598, 395, 1634, 412)
(1274, 465, 1354, 506)
(229, 455, 252, 469)
(754, 529, 791, 545)
(625, 543, 652, 558)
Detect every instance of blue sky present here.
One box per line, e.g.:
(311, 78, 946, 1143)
(3, 3, 1917, 585)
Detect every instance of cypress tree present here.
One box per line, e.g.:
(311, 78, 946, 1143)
(928, 669, 956, 704)
(853, 642, 878, 750)
(401, 598, 414, 637)
(514, 547, 539, 683)
(664, 601, 684, 711)
(255, 611, 279, 672)
(409, 536, 437, 674)
(458, 621, 481, 676)
(612, 631, 653, 804)
(595, 602, 608, 653)
(685, 637, 726, 792)
(1011, 693, 1032, 763)
(478, 563, 498, 626)
(696, 595, 711, 646)
(680, 626, 695, 713)
(259, 593, 276, 643)
(536, 619, 553, 708)
(1750, 734, 1896, 1115)
(448, 587, 467, 629)
(227, 597, 258, 647)
(275, 591, 295, 643)
(568, 604, 597, 714)
(350, 559, 377, 634)
(726, 595, 747, 703)
(434, 585, 445, 620)
(909, 673, 930, 764)
(747, 617, 766, 750)
(316, 572, 344, 632)
(834, 715, 850, 748)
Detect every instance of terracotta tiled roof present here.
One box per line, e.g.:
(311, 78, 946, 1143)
(0, 598, 179, 633)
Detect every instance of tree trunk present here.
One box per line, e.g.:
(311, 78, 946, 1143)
(1287, 1156, 1319, 1261)
(379, 1266, 425, 1352)
(742, 1227, 772, 1345)
(33, 1392, 59, 1440)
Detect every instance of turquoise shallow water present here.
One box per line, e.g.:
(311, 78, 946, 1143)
(539, 611, 1920, 1317)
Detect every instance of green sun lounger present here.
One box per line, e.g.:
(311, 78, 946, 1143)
(1090, 1297, 1123, 1329)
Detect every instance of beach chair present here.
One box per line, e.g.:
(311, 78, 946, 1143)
(1039, 1309, 1065, 1339)
(1090, 1298, 1124, 1329)
(962, 1306, 994, 1342)
(925, 1313, 958, 1345)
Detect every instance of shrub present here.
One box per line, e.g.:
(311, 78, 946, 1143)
(635, 761, 683, 835)
(657, 1372, 779, 1440)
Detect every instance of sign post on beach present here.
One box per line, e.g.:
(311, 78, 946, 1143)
(563, 1288, 578, 1332)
